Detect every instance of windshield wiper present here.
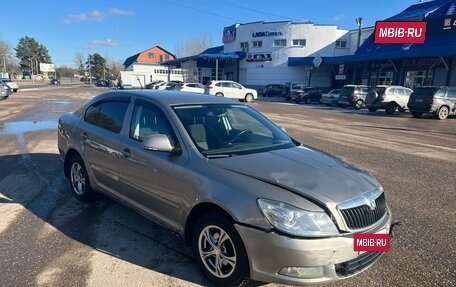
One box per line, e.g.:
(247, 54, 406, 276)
(206, 153, 236, 158)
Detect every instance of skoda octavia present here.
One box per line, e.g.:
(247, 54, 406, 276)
(58, 90, 391, 286)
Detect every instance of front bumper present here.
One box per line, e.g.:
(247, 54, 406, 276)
(235, 209, 391, 285)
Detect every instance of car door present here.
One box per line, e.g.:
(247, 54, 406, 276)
(446, 88, 456, 113)
(118, 99, 191, 232)
(231, 82, 244, 99)
(78, 98, 130, 193)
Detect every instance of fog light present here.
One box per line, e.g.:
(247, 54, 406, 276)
(278, 266, 324, 279)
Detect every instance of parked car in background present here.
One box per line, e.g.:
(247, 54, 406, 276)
(290, 87, 329, 104)
(365, 85, 413, 114)
(260, 84, 289, 97)
(179, 83, 208, 94)
(145, 81, 163, 89)
(58, 90, 391, 287)
(50, 78, 61, 85)
(1, 83, 13, 100)
(284, 82, 308, 101)
(320, 89, 341, 106)
(0, 78, 19, 92)
(206, 80, 257, 102)
(156, 82, 179, 90)
(407, 86, 456, 120)
(337, 85, 370, 109)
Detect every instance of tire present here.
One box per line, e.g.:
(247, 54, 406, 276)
(294, 98, 301, 104)
(304, 97, 312, 104)
(436, 106, 449, 120)
(354, 99, 363, 110)
(368, 107, 377, 112)
(244, 93, 253, 103)
(215, 92, 224, 97)
(411, 112, 423, 118)
(68, 155, 95, 202)
(193, 213, 249, 287)
(385, 103, 397, 114)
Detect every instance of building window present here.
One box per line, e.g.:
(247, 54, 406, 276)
(252, 40, 262, 48)
(274, 39, 286, 47)
(240, 42, 249, 51)
(292, 39, 306, 46)
(335, 40, 347, 48)
(159, 55, 164, 62)
(148, 53, 154, 59)
(165, 54, 169, 60)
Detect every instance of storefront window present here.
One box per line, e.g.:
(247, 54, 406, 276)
(370, 71, 394, 86)
(404, 70, 433, 88)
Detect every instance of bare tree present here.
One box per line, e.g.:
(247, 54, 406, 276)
(0, 37, 20, 77)
(174, 30, 214, 58)
(105, 57, 124, 80)
(74, 52, 85, 76)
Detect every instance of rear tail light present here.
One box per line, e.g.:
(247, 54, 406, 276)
(351, 93, 355, 99)
(381, 93, 386, 100)
(207, 86, 212, 89)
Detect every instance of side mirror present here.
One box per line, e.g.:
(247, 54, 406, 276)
(143, 134, 181, 154)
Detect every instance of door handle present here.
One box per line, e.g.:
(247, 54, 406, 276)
(122, 148, 131, 158)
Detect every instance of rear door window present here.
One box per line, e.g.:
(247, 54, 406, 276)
(84, 100, 129, 133)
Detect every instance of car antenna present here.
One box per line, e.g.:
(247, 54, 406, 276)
(137, 76, 143, 90)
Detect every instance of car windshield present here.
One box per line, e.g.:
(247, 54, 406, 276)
(172, 104, 297, 157)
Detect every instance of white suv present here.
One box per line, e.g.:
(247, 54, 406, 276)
(206, 80, 257, 102)
(365, 85, 413, 114)
(0, 78, 19, 92)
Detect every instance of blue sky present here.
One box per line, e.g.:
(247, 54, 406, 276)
(1, 0, 421, 67)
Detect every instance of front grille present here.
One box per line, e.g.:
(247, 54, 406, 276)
(339, 192, 387, 230)
(335, 252, 383, 277)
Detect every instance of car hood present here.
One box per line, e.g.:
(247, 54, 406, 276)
(210, 146, 379, 206)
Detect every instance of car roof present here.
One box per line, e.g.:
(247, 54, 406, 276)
(94, 90, 240, 106)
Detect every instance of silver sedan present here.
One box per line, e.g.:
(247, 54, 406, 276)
(58, 90, 392, 286)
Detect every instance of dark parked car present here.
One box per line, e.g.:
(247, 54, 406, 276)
(290, 87, 329, 104)
(337, 85, 370, 109)
(50, 78, 61, 85)
(58, 90, 391, 287)
(260, 84, 289, 97)
(407, 86, 456, 119)
(145, 81, 163, 89)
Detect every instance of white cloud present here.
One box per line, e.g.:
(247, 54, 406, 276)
(110, 8, 134, 16)
(64, 8, 131, 24)
(331, 14, 345, 21)
(90, 10, 105, 22)
(63, 13, 87, 24)
(82, 39, 120, 50)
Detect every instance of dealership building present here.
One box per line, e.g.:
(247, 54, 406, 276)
(163, 0, 456, 89)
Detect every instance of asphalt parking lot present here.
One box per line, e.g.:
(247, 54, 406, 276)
(0, 86, 455, 287)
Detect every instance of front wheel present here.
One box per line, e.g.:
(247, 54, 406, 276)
(244, 93, 253, 103)
(304, 97, 312, 104)
(215, 92, 224, 97)
(193, 213, 249, 287)
(436, 106, 449, 120)
(354, 99, 363, 110)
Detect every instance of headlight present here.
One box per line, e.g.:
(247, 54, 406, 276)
(257, 199, 339, 237)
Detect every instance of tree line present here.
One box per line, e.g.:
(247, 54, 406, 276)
(1, 36, 123, 80)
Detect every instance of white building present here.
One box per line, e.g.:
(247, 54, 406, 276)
(222, 21, 373, 88)
(120, 63, 183, 88)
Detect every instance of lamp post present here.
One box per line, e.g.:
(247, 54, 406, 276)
(30, 52, 40, 76)
(356, 17, 363, 49)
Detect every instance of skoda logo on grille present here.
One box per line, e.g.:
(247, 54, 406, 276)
(369, 197, 377, 210)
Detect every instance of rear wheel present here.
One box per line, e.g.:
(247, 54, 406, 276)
(244, 93, 253, 103)
(436, 106, 449, 120)
(305, 97, 312, 104)
(193, 213, 249, 287)
(411, 112, 423, 118)
(68, 155, 95, 202)
(215, 92, 224, 97)
(354, 99, 363, 110)
(385, 103, 397, 114)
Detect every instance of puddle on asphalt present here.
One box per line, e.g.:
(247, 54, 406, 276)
(0, 120, 57, 135)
